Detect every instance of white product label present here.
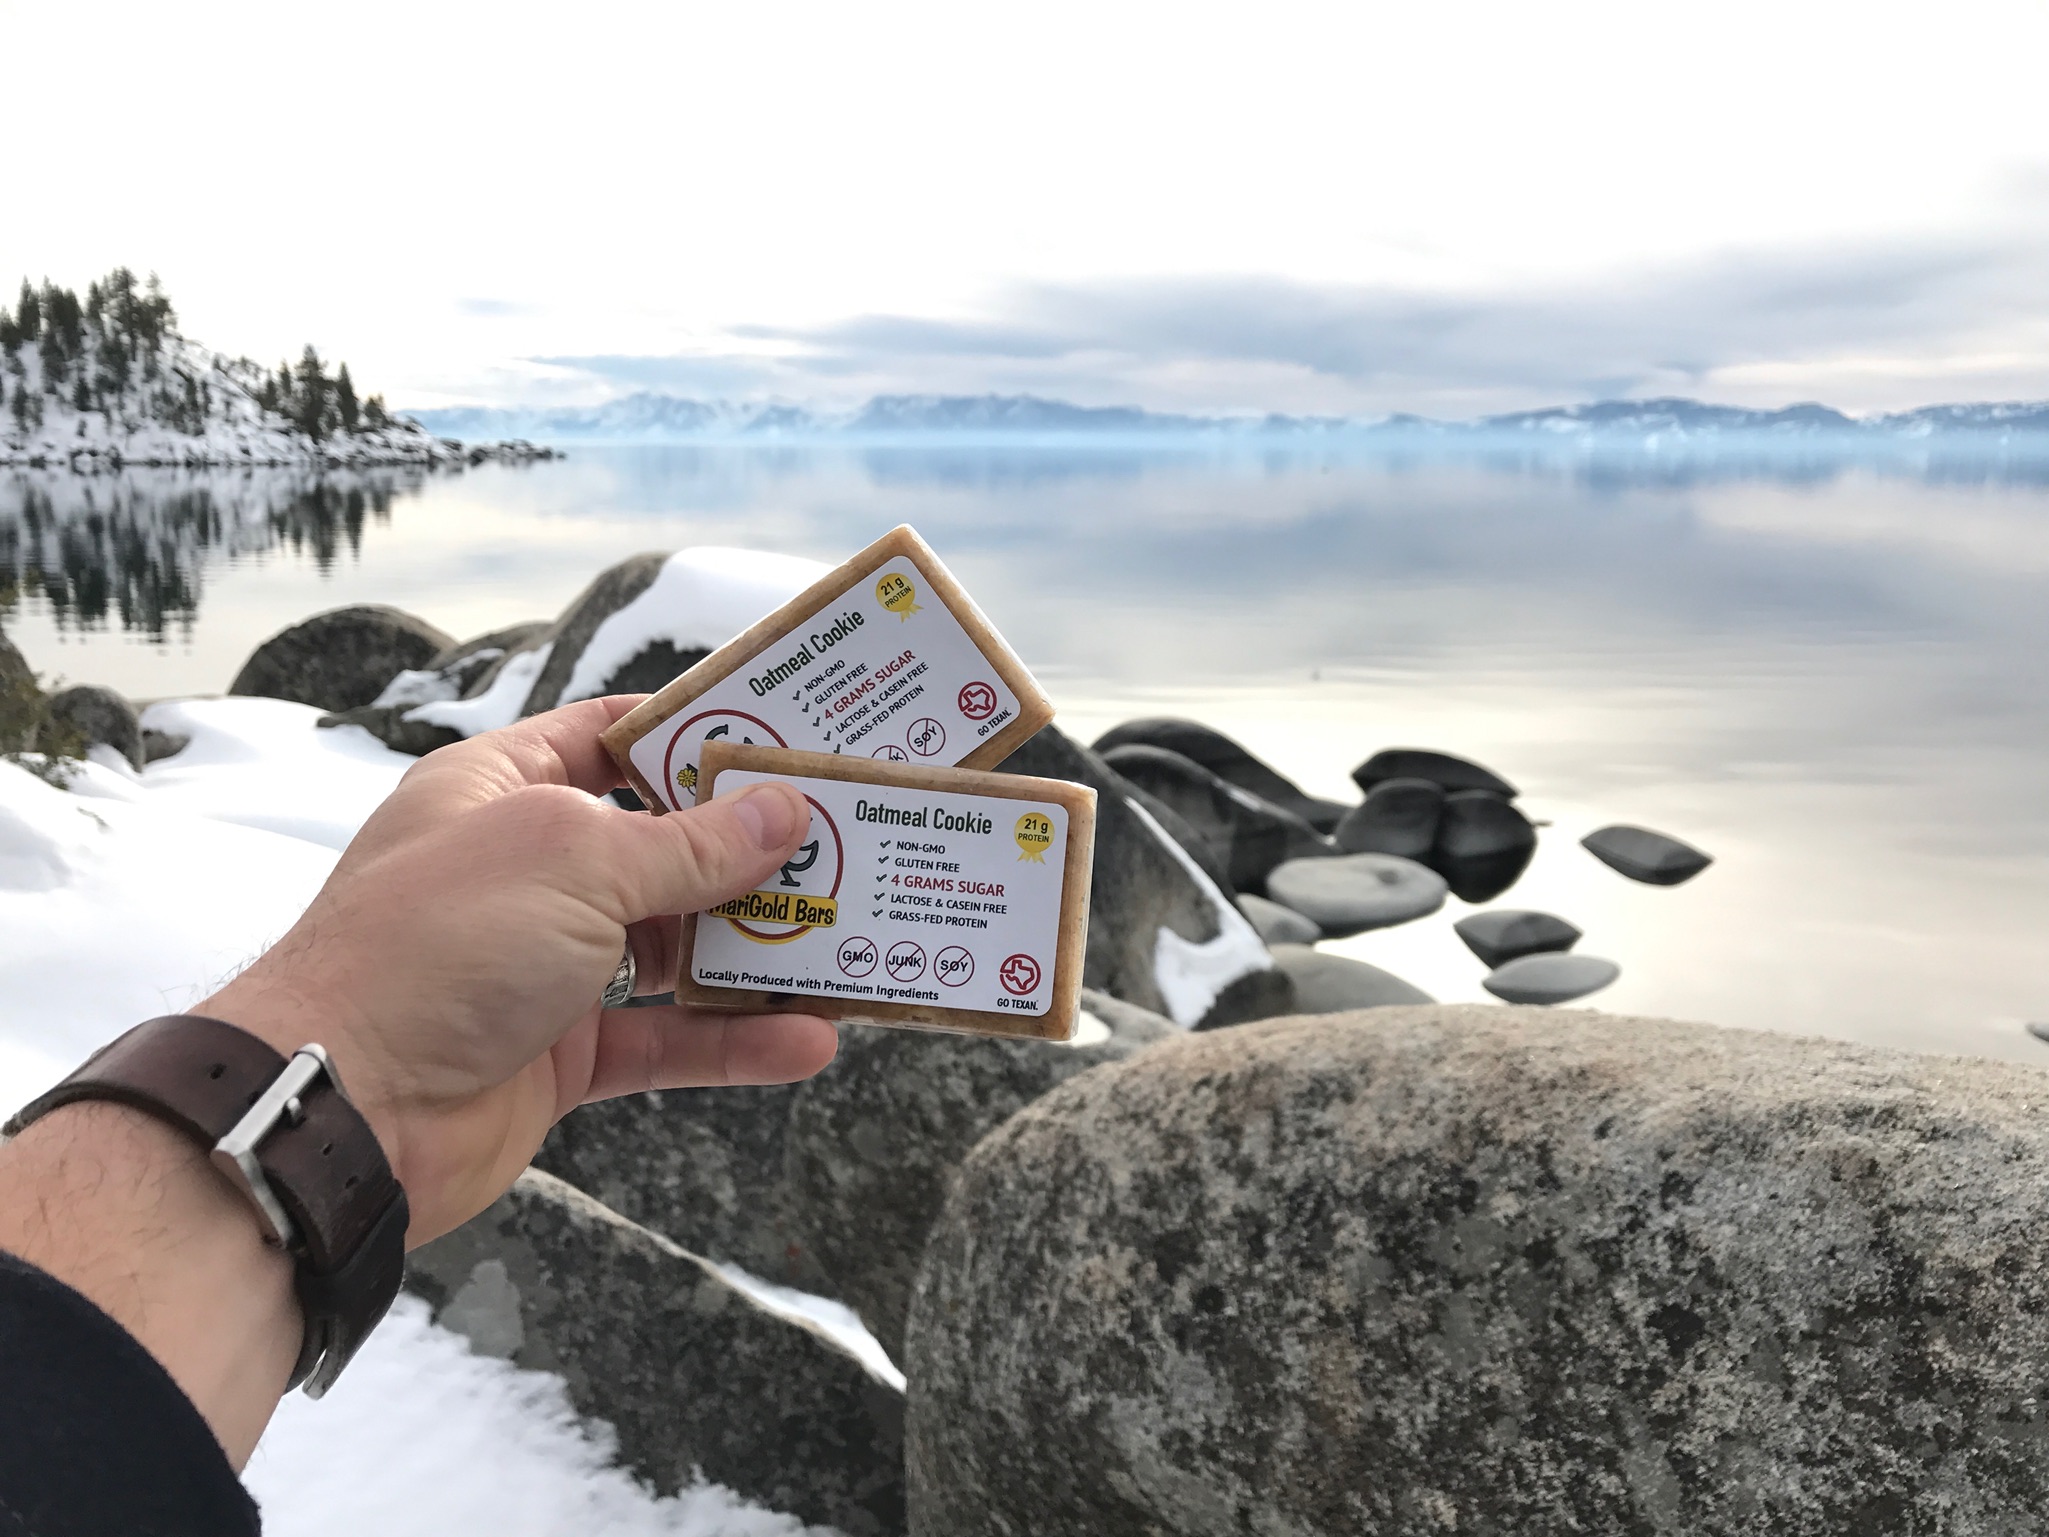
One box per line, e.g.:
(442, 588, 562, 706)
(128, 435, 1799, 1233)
(628, 555, 1025, 810)
(693, 767, 1070, 1017)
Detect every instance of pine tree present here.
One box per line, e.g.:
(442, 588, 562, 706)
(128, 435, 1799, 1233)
(362, 393, 390, 430)
(335, 363, 359, 433)
(73, 376, 89, 413)
(295, 345, 329, 439)
(15, 281, 40, 341)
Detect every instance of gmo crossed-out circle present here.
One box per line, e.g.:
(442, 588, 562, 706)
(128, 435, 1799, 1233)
(837, 936, 879, 978)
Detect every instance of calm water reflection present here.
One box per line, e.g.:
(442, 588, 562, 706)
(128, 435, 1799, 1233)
(4, 445, 2047, 1058)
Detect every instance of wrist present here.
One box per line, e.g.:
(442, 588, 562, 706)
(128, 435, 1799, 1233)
(0, 1100, 300, 1463)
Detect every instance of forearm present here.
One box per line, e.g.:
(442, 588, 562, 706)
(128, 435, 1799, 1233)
(0, 1101, 301, 1465)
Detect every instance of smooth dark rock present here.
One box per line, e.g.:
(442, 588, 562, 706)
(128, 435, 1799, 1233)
(1100, 743, 1333, 895)
(1265, 852, 1447, 936)
(1582, 823, 1714, 886)
(1483, 951, 1620, 1004)
(1237, 892, 1322, 945)
(323, 619, 557, 756)
(998, 725, 1291, 1029)
(2029, 1022, 2049, 1046)
(141, 727, 190, 764)
(1432, 789, 1538, 902)
(228, 604, 454, 712)
(782, 989, 1174, 1363)
(1268, 944, 1435, 1011)
(534, 1081, 824, 1290)
(908, 1006, 2049, 1536)
(1351, 746, 1517, 799)
(1333, 775, 1443, 859)
(409, 1170, 904, 1537)
(521, 553, 709, 715)
(44, 684, 143, 771)
(1454, 908, 1583, 970)
(1093, 717, 1348, 831)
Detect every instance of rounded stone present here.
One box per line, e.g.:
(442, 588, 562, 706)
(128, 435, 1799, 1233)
(228, 603, 454, 712)
(1350, 746, 1517, 799)
(1453, 908, 1582, 970)
(1268, 944, 1434, 1012)
(1265, 852, 1447, 937)
(1237, 892, 1323, 945)
(1333, 775, 1443, 859)
(1093, 717, 1349, 831)
(1482, 952, 1620, 1005)
(1102, 742, 1334, 895)
(1432, 790, 1538, 903)
(45, 684, 144, 772)
(1582, 823, 1714, 886)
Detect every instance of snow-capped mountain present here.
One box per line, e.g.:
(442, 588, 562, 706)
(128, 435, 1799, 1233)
(408, 391, 2049, 445)
(1, 270, 468, 469)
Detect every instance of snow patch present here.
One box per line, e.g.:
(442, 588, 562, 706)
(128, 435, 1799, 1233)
(709, 1263, 906, 1394)
(558, 548, 830, 706)
(1124, 797, 1274, 1028)
(247, 1297, 839, 1537)
(128, 697, 416, 851)
(406, 642, 554, 736)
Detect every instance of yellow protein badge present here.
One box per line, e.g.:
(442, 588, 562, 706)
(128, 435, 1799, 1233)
(876, 570, 921, 619)
(1014, 811, 1054, 863)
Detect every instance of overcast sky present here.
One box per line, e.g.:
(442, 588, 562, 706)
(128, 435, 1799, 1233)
(8, 0, 2049, 416)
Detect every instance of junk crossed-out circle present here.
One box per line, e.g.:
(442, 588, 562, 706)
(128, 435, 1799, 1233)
(886, 941, 928, 981)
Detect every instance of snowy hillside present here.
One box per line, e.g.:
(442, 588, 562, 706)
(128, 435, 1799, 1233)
(0, 270, 496, 470)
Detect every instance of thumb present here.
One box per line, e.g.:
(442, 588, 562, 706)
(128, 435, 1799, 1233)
(602, 782, 811, 921)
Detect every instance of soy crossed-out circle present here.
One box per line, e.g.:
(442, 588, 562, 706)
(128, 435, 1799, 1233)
(934, 945, 975, 987)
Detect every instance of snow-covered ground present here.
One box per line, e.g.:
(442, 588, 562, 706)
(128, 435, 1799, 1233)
(0, 700, 863, 1535)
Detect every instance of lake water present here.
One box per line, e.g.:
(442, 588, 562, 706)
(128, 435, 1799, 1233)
(5, 444, 2047, 1062)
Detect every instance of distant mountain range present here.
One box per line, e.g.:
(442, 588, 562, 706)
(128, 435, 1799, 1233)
(407, 392, 2049, 445)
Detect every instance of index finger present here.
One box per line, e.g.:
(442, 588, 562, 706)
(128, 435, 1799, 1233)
(422, 695, 652, 799)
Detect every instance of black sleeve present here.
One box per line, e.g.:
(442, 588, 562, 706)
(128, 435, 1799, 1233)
(0, 1249, 259, 1537)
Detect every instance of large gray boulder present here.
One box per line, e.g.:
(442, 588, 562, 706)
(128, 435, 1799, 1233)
(45, 684, 144, 772)
(229, 604, 454, 712)
(520, 553, 707, 715)
(782, 990, 1175, 1363)
(907, 1007, 2049, 1536)
(408, 1170, 903, 1536)
(532, 1082, 824, 1290)
(998, 725, 1290, 1030)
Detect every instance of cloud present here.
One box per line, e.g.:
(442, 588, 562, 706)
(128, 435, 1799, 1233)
(456, 298, 536, 318)
(530, 231, 2049, 415)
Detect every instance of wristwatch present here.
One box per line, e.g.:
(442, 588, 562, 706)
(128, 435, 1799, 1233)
(1, 1015, 410, 1397)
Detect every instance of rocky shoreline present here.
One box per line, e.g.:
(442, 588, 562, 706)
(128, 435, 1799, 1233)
(0, 433, 559, 472)
(14, 545, 2046, 1536)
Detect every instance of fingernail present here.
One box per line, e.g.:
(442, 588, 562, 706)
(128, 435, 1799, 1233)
(731, 783, 805, 851)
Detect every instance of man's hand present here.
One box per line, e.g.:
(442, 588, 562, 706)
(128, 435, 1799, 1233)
(198, 695, 839, 1246)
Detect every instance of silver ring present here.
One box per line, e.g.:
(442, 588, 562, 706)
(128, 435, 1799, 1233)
(600, 944, 637, 1009)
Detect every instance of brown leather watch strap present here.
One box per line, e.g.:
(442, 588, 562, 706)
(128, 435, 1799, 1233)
(2, 1015, 409, 1396)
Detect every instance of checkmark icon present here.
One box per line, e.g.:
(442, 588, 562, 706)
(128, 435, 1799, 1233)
(872, 909, 883, 918)
(877, 855, 890, 864)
